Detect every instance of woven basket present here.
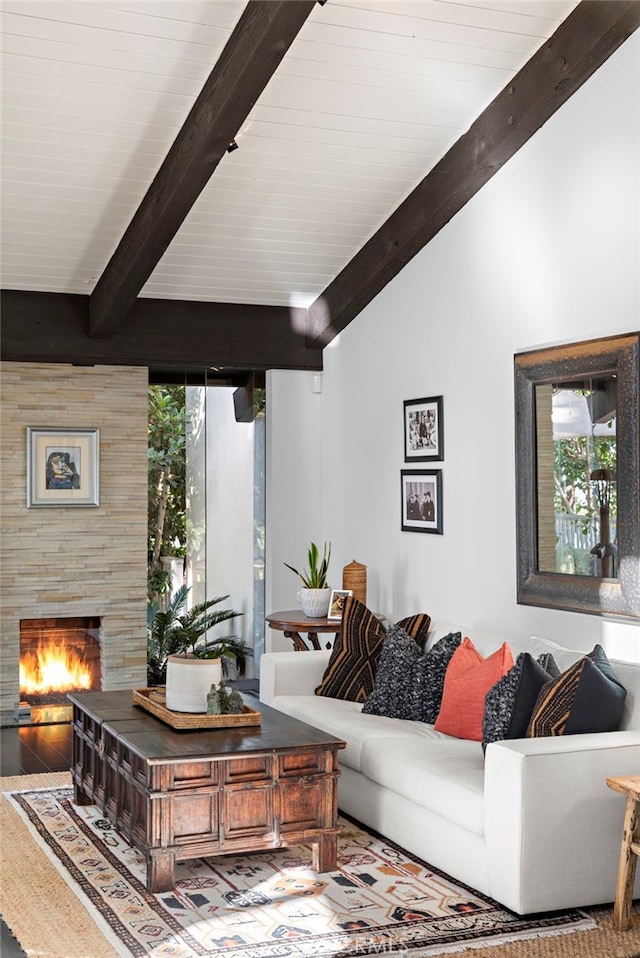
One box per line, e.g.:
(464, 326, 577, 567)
(132, 688, 261, 730)
(342, 560, 367, 606)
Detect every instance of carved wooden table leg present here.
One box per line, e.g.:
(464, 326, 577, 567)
(284, 629, 310, 652)
(607, 775, 640, 931)
(613, 792, 640, 930)
(283, 629, 322, 651)
(73, 783, 90, 805)
(148, 849, 176, 893)
(312, 833, 338, 873)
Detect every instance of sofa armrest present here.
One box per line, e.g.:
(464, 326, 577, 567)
(484, 730, 640, 913)
(259, 650, 331, 705)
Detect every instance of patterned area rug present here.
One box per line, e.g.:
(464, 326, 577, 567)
(6, 783, 595, 958)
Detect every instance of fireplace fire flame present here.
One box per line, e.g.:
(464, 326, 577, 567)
(20, 640, 93, 696)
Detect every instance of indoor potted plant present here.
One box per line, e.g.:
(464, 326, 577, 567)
(147, 585, 249, 712)
(284, 541, 332, 617)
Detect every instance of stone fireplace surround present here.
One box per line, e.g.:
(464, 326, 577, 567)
(1, 363, 149, 720)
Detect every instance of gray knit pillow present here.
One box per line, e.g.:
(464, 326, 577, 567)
(362, 627, 461, 724)
(482, 652, 559, 752)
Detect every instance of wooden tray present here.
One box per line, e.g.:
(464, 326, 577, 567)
(132, 687, 261, 730)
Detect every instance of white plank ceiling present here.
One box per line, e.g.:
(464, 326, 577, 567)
(1, 0, 579, 308)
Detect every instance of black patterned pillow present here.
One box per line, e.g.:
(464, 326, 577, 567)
(315, 597, 430, 703)
(482, 652, 559, 752)
(527, 644, 626, 737)
(362, 628, 462, 723)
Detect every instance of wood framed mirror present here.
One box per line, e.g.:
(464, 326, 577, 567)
(515, 332, 639, 618)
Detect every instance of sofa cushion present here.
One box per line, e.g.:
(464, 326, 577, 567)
(362, 627, 461, 723)
(315, 597, 430, 703)
(360, 736, 486, 837)
(527, 644, 627, 736)
(434, 638, 514, 741)
(482, 652, 559, 752)
(270, 693, 449, 772)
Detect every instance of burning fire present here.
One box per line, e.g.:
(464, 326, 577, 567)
(20, 641, 93, 695)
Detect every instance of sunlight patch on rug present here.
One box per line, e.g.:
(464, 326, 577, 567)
(7, 785, 595, 957)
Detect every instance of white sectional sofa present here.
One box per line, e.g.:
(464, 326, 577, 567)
(260, 621, 640, 915)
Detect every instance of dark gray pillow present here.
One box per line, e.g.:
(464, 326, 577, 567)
(362, 628, 461, 724)
(527, 645, 626, 737)
(482, 652, 560, 752)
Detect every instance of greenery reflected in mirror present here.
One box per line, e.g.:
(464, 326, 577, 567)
(515, 333, 639, 618)
(535, 374, 617, 578)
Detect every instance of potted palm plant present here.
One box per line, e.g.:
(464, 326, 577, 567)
(147, 585, 249, 712)
(284, 541, 332, 617)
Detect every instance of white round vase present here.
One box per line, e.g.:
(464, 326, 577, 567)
(297, 588, 332, 618)
(165, 654, 222, 713)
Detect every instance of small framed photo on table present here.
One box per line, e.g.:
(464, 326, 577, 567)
(401, 469, 442, 534)
(328, 589, 353, 620)
(27, 427, 100, 507)
(404, 395, 443, 462)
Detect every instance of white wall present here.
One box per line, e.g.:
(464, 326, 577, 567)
(266, 32, 640, 658)
(266, 369, 324, 635)
(206, 390, 255, 659)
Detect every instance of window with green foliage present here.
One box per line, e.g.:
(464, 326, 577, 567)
(147, 378, 265, 677)
(148, 385, 187, 600)
(535, 379, 617, 578)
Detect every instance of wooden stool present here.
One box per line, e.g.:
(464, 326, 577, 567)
(606, 774, 640, 931)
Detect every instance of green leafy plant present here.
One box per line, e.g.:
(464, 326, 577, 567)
(147, 585, 249, 685)
(148, 385, 187, 603)
(147, 566, 171, 601)
(284, 541, 331, 589)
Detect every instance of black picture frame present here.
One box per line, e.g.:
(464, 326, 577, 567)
(401, 469, 443, 534)
(403, 395, 443, 462)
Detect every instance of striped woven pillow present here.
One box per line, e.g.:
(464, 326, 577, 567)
(526, 644, 626, 736)
(315, 596, 430, 702)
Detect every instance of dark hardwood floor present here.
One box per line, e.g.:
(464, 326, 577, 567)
(1, 721, 73, 958)
(0, 720, 73, 776)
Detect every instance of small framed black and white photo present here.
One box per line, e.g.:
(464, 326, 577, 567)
(404, 395, 443, 462)
(401, 469, 442, 534)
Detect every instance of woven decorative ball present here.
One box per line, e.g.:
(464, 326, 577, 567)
(342, 560, 367, 606)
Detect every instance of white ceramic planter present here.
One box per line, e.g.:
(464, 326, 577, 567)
(166, 654, 222, 713)
(297, 588, 331, 618)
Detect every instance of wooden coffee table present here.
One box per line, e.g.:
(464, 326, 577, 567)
(68, 690, 345, 893)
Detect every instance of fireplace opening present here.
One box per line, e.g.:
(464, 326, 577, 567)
(18, 617, 102, 724)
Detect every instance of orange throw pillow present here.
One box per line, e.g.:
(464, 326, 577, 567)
(434, 637, 514, 741)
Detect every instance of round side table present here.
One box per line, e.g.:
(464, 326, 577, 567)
(265, 610, 340, 651)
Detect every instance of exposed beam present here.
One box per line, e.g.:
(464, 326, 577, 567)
(1, 292, 322, 372)
(88, 0, 316, 340)
(306, 0, 640, 347)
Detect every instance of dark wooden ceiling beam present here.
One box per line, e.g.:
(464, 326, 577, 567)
(306, 0, 640, 347)
(1, 291, 322, 372)
(88, 0, 317, 340)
